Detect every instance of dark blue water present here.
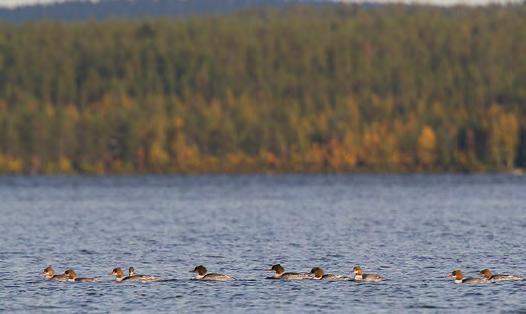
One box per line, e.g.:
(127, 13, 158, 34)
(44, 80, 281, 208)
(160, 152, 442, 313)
(0, 175, 525, 312)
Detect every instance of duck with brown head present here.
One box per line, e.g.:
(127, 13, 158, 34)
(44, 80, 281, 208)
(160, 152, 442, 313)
(128, 267, 161, 282)
(266, 264, 313, 280)
(64, 269, 97, 282)
(353, 266, 384, 282)
(479, 269, 524, 282)
(42, 266, 68, 281)
(448, 270, 487, 284)
(310, 267, 353, 281)
(191, 265, 234, 281)
(110, 267, 129, 282)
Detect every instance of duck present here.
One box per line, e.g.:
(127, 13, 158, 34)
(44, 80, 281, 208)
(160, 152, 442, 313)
(352, 265, 384, 282)
(42, 266, 68, 281)
(128, 267, 161, 282)
(191, 265, 234, 281)
(449, 270, 487, 284)
(64, 269, 97, 282)
(267, 264, 313, 280)
(310, 267, 352, 281)
(480, 269, 525, 282)
(110, 267, 130, 282)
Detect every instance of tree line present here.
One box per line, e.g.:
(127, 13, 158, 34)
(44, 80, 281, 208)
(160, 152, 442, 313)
(0, 4, 525, 174)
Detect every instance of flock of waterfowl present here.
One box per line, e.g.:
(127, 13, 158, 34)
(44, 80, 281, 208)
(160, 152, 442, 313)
(449, 269, 525, 284)
(42, 265, 524, 284)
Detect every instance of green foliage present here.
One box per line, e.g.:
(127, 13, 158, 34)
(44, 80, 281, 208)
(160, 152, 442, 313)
(0, 4, 525, 174)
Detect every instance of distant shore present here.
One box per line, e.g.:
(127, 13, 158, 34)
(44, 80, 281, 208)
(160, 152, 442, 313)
(0, 167, 524, 176)
(1, 6, 525, 175)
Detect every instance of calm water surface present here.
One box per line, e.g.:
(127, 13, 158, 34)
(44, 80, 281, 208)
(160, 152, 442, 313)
(0, 175, 525, 313)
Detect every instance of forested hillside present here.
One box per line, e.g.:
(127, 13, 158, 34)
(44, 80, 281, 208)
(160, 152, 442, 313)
(0, 5, 525, 174)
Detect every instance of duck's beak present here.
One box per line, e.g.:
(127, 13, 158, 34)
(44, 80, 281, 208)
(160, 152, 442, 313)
(447, 273, 453, 277)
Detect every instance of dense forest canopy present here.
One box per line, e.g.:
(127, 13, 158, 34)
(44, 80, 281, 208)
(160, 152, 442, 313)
(0, 4, 525, 174)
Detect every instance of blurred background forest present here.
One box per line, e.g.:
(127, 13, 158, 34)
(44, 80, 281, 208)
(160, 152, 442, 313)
(0, 3, 525, 174)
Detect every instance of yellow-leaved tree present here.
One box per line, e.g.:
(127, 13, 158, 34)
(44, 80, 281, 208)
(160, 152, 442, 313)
(417, 126, 437, 168)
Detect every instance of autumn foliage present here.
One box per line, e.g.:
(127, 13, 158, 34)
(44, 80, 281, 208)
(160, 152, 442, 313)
(0, 5, 525, 174)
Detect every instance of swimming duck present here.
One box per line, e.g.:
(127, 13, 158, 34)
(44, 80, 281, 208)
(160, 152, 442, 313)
(267, 264, 313, 280)
(191, 265, 234, 281)
(449, 270, 487, 284)
(480, 269, 525, 282)
(110, 267, 130, 282)
(64, 269, 96, 282)
(310, 267, 352, 281)
(128, 267, 161, 282)
(353, 265, 384, 282)
(42, 266, 68, 281)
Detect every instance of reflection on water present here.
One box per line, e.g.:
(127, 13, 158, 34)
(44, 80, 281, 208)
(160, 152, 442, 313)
(0, 175, 525, 312)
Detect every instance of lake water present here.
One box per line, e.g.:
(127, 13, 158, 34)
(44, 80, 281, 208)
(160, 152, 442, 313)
(0, 174, 525, 312)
